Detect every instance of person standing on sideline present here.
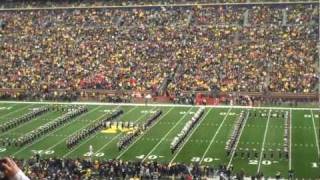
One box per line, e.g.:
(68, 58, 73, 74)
(89, 145, 93, 161)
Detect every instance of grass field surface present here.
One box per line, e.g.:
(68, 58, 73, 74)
(0, 101, 319, 178)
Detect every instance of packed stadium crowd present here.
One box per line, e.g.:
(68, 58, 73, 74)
(11, 157, 262, 179)
(0, 2, 318, 101)
(1, 0, 310, 9)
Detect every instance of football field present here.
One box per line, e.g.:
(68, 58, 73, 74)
(0, 101, 319, 178)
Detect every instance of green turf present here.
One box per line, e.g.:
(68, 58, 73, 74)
(0, 102, 319, 178)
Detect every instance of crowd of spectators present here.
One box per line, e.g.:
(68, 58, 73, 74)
(0, 3, 318, 101)
(13, 156, 262, 179)
(2, 0, 313, 9)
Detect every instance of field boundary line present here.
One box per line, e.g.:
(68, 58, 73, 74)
(257, 109, 272, 173)
(116, 107, 174, 159)
(227, 110, 250, 168)
(142, 107, 194, 162)
(169, 108, 212, 164)
(12, 106, 103, 156)
(46, 106, 108, 150)
(1, 101, 319, 111)
(94, 107, 157, 154)
(62, 105, 124, 158)
(200, 108, 232, 164)
(310, 110, 320, 159)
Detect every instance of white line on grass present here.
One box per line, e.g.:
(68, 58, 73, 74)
(116, 107, 174, 159)
(94, 107, 157, 154)
(0, 103, 19, 116)
(257, 109, 272, 173)
(12, 106, 103, 157)
(310, 110, 320, 159)
(200, 108, 232, 164)
(141, 107, 194, 162)
(62, 105, 125, 158)
(227, 110, 250, 168)
(45, 106, 108, 150)
(289, 109, 292, 170)
(0, 104, 33, 120)
(0, 111, 57, 137)
(169, 108, 212, 165)
(1, 100, 319, 111)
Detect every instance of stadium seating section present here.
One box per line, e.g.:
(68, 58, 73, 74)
(0, 2, 318, 98)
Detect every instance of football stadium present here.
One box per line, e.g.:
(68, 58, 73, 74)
(0, 0, 319, 179)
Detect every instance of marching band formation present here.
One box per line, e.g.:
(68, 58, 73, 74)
(283, 111, 290, 159)
(66, 109, 123, 148)
(225, 111, 247, 156)
(13, 106, 87, 147)
(143, 110, 162, 130)
(0, 106, 50, 132)
(225, 110, 290, 160)
(117, 110, 162, 151)
(170, 107, 205, 154)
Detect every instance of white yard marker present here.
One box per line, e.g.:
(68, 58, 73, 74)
(116, 107, 174, 159)
(141, 107, 194, 162)
(12, 106, 103, 156)
(289, 109, 292, 170)
(257, 109, 272, 173)
(227, 110, 250, 168)
(310, 110, 320, 159)
(169, 108, 212, 165)
(200, 108, 232, 164)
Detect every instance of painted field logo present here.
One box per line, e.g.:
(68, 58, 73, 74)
(101, 126, 137, 134)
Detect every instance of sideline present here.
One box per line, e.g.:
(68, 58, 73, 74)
(0, 101, 319, 111)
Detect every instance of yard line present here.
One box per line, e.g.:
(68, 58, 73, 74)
(227, 110, 250, 168)
(200, 108, 232, 164)
(12, 106, 103, 156)
(289, 109, 292, 170)
(116, 107, 174, 159)
(142, 107, 194, 162)
(169, 108, 212, 165)
(310, 110, 320, 159)
(0, 104, 33, 120)
(62, 105, 124, 158)
(0, 111, 55, 137)
(45, 106, 107, 150)
(94, 107, 157, 154)
(0, 103, 19, 116)
(257, 109, 272, 173)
